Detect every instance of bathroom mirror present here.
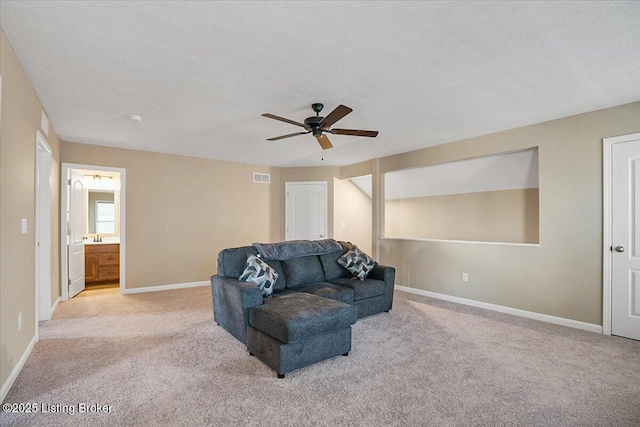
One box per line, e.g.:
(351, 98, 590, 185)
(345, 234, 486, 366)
(87, 190, 116, 234)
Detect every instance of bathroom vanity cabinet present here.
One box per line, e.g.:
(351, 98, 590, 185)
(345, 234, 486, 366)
(85, 244, 120, 283)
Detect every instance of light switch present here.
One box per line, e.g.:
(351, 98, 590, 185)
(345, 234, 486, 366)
(21, 219, 28, 234)
(340, 221, 347, 229)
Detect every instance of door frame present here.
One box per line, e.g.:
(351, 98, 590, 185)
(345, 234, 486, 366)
(60, 163, 126, 299)
(602, 132, 640, 335)
(35, 131, 53, 325)
(285, 181, 328, 241)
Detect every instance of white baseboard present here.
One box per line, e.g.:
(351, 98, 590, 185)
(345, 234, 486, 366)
(1, 335, 37, 404)
(122, 280, 209, 295)
(395, 285, 603, 334)
(50, 297, 60, 317)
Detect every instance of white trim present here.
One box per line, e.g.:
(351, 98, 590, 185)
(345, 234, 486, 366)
(61, 163, 126, 300)
(396, 285, 603, 334)
(50, 297, 60, 317)
(121, 280, 209, 295)
(381, 236, 540, 247)
(0, 335, 37, 403)
(602, 132, 640, 336)
(285, 181, 328, 241)
(35, 131, 53, 327)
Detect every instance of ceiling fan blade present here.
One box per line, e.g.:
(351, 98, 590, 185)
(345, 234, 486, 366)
(320, 105, 352, 128)
(262, 113, 307, 128)
(267, 131, 310, 141)
(331, 129, 379, 137)
(315, 133, 333, 150)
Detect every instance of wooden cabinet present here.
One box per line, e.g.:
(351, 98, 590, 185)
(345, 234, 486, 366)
(85, 244, 120, 283)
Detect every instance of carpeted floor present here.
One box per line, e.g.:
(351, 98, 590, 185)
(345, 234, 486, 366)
(2, 286, 639, 426)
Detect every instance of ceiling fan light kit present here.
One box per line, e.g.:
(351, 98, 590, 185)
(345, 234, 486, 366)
(262, 103, 378, 149)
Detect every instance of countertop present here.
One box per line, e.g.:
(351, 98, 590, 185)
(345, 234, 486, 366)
(84, 239, 120, 245)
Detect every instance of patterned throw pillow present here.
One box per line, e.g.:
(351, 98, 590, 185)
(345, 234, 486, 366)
(239, 255, 278, 297)
(338, 246, 378, 281)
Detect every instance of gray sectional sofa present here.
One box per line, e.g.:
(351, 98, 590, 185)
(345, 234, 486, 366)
(210, 240, 395, 377)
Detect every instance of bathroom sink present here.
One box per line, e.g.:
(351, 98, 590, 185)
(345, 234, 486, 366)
(85, 237, 120, 245)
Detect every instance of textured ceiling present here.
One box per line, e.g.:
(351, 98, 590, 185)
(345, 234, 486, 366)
(2, 1, 640, 167)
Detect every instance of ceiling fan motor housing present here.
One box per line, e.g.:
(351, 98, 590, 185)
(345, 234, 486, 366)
(304, 116, 325, 130)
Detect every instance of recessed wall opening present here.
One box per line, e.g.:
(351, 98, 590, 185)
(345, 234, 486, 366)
(383, 148, 539, 244)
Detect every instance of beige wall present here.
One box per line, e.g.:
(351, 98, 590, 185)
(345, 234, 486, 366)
(378, 101, 640, 325)
(340, 160, 372, 180)
(333, 178, 372, 254)
(1, 30, 61, 391)
(385, 189, 539, 244)
(61, 142, 281, 288)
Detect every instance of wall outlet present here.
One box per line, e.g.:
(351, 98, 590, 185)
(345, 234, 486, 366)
(18, 312, 22, 330)
(340, 221, 347, 229)
(462, 273, 469, 282)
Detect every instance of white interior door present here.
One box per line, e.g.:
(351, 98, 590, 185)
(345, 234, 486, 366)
(68, 169, 85, 298)
(612, 137, 640, 340)
(286, 182, 327, 241)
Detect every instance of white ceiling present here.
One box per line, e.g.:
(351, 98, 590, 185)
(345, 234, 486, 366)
(2, 1, 639, 167)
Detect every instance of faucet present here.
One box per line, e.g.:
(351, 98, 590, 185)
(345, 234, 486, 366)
(94, 235, 102, 242)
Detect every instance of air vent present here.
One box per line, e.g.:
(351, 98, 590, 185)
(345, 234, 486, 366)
(253, 172, 271, 184)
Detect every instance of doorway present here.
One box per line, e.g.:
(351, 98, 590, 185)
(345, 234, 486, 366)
(285, 181, 327, 241)
(603, 132, 640, 340)
(60, 163, 126, 299)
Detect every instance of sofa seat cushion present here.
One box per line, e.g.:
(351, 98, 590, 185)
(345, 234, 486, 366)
(248, 292, 357, 343)
(328, 277, 386, 300)
(282, 254, 324, 288)
(291, 282, 354, 304)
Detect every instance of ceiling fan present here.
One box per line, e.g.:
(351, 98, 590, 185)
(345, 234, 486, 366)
(262, 103, 378, 150)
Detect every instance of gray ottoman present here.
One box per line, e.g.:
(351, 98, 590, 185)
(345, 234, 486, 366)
(247, 292, 358, 378)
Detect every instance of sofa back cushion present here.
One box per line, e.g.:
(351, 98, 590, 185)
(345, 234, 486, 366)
(282, 254, 324, 288)
(217, 246, 258, 278)
(216, 246, 287, 290)
(319, 241, 354, 281)
(264, 259, 286, 290)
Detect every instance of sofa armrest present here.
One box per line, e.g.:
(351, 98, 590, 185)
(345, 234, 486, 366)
(369, 265, 395, 282)
(211, 275, 263, 345)
(369, 265, 396, 311)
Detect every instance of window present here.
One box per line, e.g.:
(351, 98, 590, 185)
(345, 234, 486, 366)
(95, 201, 116, 234)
